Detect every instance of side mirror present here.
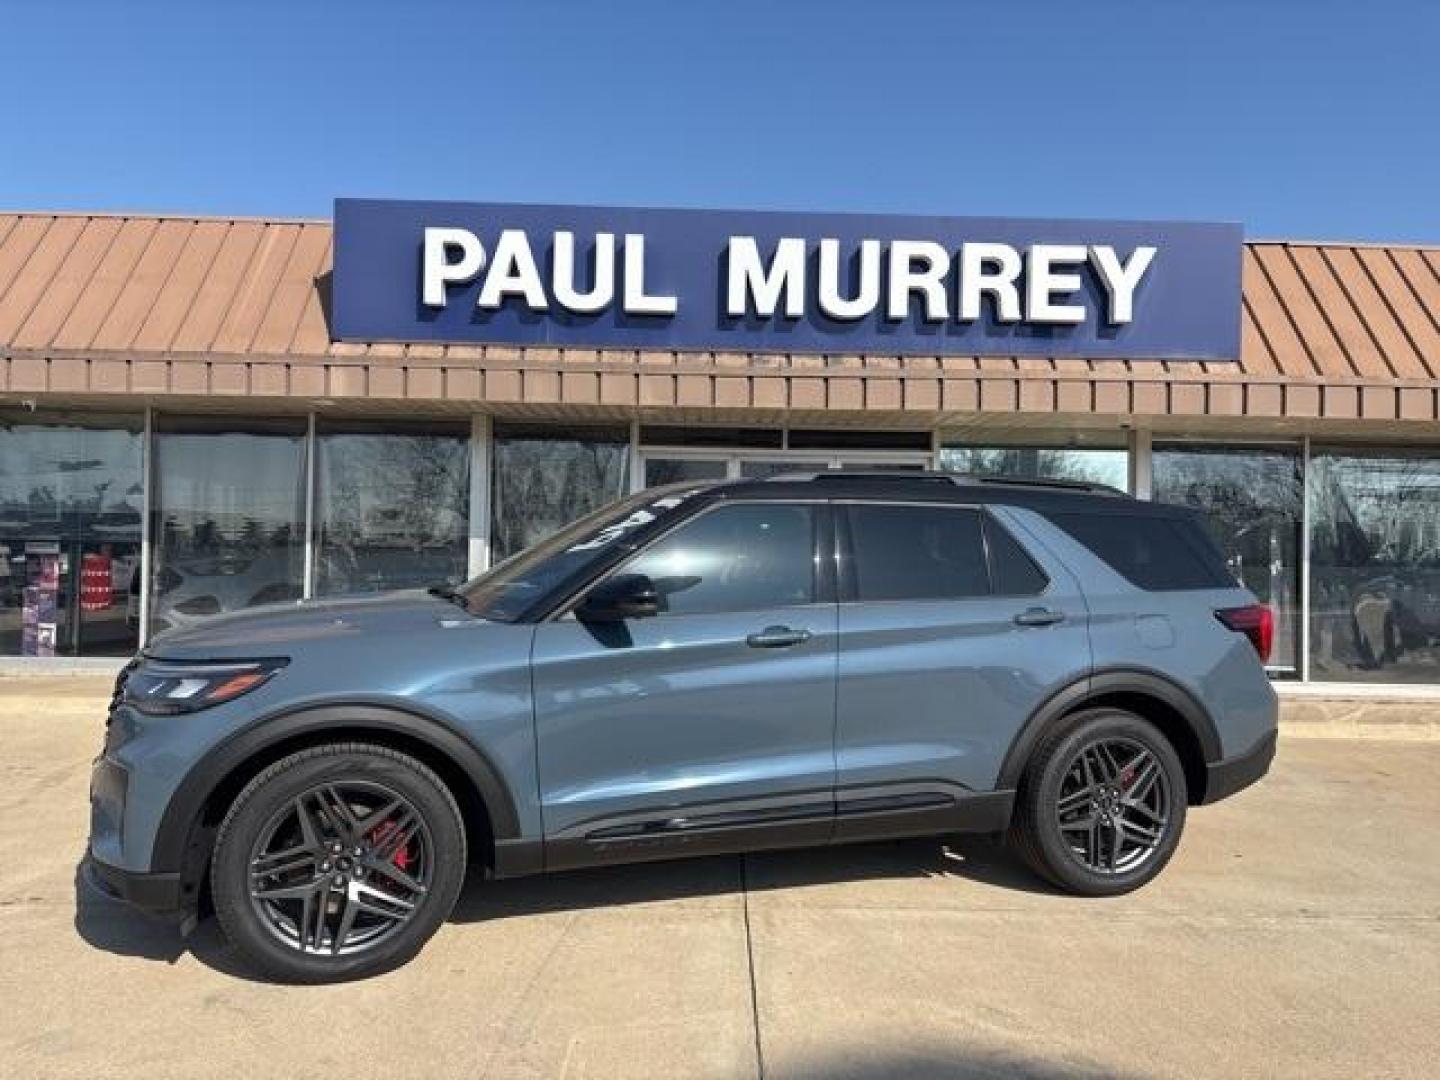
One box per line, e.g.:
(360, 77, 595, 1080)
(576, 573, 660, 622)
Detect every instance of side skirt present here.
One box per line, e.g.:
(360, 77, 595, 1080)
(834, 787, 1014, 844)
(506, 788, 1016, 878)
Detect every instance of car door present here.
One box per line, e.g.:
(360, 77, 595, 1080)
(832, 500, 1091, 841)
(530, 500, 838, 869)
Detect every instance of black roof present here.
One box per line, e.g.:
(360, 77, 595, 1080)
(690, 469, 1156, 512)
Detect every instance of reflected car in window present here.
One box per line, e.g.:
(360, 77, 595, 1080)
(148, 549, 302, 633)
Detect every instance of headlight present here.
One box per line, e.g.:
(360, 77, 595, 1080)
(123, 659, 287, 715)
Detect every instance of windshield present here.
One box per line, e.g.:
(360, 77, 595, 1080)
(458, 484, 704, 621)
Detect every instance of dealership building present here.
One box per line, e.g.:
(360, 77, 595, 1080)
(1, 200, 1439, 695)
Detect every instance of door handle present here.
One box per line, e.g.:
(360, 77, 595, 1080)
(1013, 607, 1066, 628)
(746, 625, 812, 649)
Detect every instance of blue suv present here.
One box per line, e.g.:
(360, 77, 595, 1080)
(88, 472, 1278, 982)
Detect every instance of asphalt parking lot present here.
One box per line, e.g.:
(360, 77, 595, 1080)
(1, 678, 1437, 1079)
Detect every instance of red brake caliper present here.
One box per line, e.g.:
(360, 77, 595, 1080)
(1117, 763, 1137, 792)
(368, 820, 413, 872)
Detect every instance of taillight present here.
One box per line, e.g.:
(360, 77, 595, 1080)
(1216, 604, 1274, 664)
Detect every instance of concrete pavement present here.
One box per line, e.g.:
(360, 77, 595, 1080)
(1, 678, 1437, 1079)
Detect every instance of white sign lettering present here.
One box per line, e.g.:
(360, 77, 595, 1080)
(419, 228, 1156, 326)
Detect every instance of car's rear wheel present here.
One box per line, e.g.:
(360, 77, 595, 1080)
(211, 743, 466, 983)
(1010, 708, 1187, 896)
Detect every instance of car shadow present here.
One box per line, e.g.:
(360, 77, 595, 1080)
(72, 861, 190, 965)
(73, 835, 1056, 982)
(72, 859, 294, 980)
(780, 1043, 1138, 1079)
(449, 833, 1055, 923)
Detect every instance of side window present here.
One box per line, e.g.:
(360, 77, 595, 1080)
(847, 504, 989, 601)
(620, 503, 817, 616)
(984, 514, 1049, 596)
(1049, 511, 1232, 591)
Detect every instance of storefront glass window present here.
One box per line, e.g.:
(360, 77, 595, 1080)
(0, 413, 144, 657)
(939, 445, 1129, 491)
(150, 417, 306, 637)
(314, 421, 470, 596)
(738, 458, 830, 479)
(1153, 445, 1302, 675)
(642, 457, 728, 487)
(490, 424, 629, 563)
(1308, 450, 1440, 684)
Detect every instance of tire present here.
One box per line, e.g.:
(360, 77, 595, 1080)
(1009, 708, 1187, 897)
(211, 742, 467, 983)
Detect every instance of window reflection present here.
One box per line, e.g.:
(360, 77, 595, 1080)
(315, 422, 469, 595)
(491, 424, 629, 563)
(738, 459, 829, 479)
(847, 505, 990, 601)
(622, 504, 815, 615)
(1309, 451, 1440, 684)
(0, 413, 143, 656)
(1153, 446, 1302, 674)
(642, 457, 727, 487)
(150, 417, 306, 636)
(939, 446, 1129, 491)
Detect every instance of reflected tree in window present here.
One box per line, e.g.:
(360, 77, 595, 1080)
(1309, 452, 1440, 684)
(939, 446, 1129, 491)
(316, 428, 470, 595)
(1153, 446, 1302, 674)
(150, 422, 307, 635)
(491, 426, 629, 563)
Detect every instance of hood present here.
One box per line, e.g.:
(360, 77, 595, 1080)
(145, 589, 472, 661)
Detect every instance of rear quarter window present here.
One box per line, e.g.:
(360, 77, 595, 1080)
(983, 515, 1049, 595)
(1048, 511, 1234, 591)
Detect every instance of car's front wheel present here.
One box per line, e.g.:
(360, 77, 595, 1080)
(1010, 708, 1187, 896)
(211, 743, 467, 983)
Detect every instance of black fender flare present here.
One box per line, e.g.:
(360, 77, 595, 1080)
(995, 668, 1223, 792)
(149, 700, 522, 875)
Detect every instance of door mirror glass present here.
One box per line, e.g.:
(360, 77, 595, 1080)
(577, 573, 661, 622)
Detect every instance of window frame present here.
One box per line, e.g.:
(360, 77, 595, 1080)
(834, 499, 1051, 606)
(552, 498, 837, 621)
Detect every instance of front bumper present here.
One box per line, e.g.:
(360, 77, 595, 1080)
(1201, 729, 1277, 804)
(84, 855, 185, 915)
(88, 751, 195, 915)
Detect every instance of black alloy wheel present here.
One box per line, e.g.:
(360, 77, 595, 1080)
(1053, 736, 1172, 875)
(246, 780, 433, 956)
(212, 743, 466, 983)
(1010, 708, 1188, 896)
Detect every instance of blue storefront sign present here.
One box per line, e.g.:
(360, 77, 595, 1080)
(332, 198, 1243, 360)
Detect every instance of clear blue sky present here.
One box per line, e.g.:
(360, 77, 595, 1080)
(3, 0, 1437, 241)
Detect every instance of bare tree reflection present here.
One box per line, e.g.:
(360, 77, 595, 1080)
(491, 427, 630, 563)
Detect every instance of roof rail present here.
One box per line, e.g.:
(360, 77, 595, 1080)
(758, 469, 1126, 495)
(760, 469, 956, 484)
(962, 474, 1127, 495)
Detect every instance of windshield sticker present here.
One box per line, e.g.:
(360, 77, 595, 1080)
(565, 493, 694, 553)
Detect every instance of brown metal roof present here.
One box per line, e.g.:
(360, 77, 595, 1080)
(1, 211, 1438, 425)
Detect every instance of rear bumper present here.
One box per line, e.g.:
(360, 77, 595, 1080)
(1201, 729, 1277, 804)
(85, 854, 186, 916)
